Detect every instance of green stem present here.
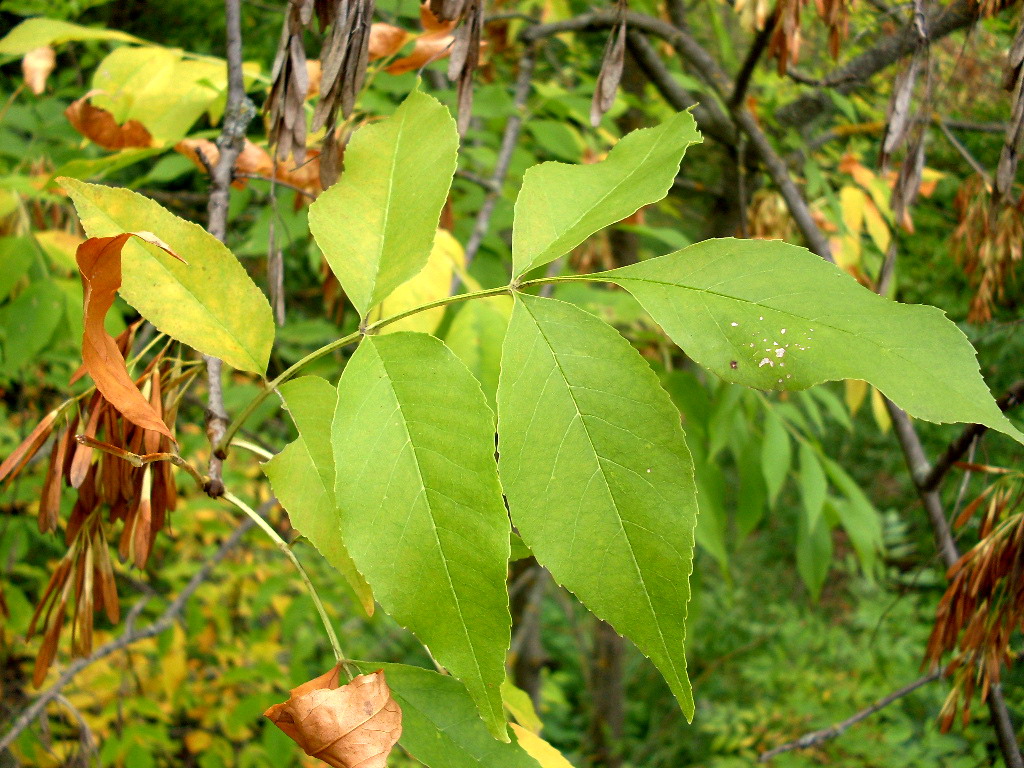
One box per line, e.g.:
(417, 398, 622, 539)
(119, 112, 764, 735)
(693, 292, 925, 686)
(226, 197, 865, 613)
(517, 274, 599, 289)
(215, 285, 513, 457)
(222, 491, 350, 669)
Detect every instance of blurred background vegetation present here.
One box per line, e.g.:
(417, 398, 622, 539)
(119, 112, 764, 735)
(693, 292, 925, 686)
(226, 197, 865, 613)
(0, 0, 1022, 765)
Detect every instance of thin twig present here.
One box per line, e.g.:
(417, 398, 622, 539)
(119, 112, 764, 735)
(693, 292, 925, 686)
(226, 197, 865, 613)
(461, 44, 537, 274)
(235, 172, 317, 200)
(0, 516, 256, 752)
(936, 119, 991, 183)
(759, 669, 943, 761)
(922, 380, 1024, 492)
(731, 19, 775, 108)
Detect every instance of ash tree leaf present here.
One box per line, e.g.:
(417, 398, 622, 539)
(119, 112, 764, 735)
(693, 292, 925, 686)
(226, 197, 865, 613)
(262, 376, 374, 615)
(761, 407, 791, 509)
(593, 237, 1024, 443)
(309, 90, 458, 318)
(798, 442, 827, 530)
(333, 333, 511, 741)
(797, 511, 833, 601)
(353, 662, 541, 768)
(0, 18, 140, 55)
(511, 109, 701, 278)
(0, 279, 64, 373)
(496, 293, 698, 720)
(61, 177, 274, 374)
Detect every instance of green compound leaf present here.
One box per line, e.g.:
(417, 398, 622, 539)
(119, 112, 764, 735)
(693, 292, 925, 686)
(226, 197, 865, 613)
(496, 293, 697, 720)
(595, 237, 1023, 442)
(309, 90, 458, 318)
(333, 333, 511, 740)
(61, 177, 273, 374)
(262, 376, 374, 615)
(511, 110, 701, 278)
(353, 663, 541, 768)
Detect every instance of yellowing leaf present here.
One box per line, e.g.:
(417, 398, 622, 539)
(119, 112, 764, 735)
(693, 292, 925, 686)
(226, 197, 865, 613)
(862, 196, 891, 254)
(0, 18, 140, 56)
(836, 185, 866, 271)
(845, 378, 868, 416)
(501, 678, 542, 734)
(62, 177, 275, 374)
(510, 724, 576, 768)
(871, 386, 891, 433)
(22, 46, 55, 95)
(370, 229, 464, 334)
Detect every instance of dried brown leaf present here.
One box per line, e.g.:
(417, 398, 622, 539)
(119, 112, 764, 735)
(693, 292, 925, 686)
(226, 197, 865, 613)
(65, 91, 153, 150)
(369, 23, 409, 60)
(265, 667, 402, 768)
(0, 408, 58, 485)
(22, 46, 56, 96)
(76, 233, 182, 440)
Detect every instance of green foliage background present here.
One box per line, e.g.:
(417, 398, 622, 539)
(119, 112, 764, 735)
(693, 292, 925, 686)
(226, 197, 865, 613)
(0, 0, 1022, 766)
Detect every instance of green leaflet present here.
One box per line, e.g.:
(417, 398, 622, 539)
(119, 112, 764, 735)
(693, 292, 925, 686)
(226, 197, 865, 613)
(594, 237, 1024, 442)
(511, 110, 701, 277)
(333, 333, 511, 740)
(496, 293, 697, 720)
(61, 177, 274, 374)
(262, 376, 373, 615)
(353, 663, 541, 768)
(798, 442, 827, 531)
(0, 279, 64, 373)
(309, 90, 458, 318)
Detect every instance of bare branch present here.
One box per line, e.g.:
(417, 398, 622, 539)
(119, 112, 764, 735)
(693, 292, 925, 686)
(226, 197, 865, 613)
(0, 516, 257, 753)
(203, 0, 256, 496)
(759, 669, 944, 761)
(461, 44, 536, 271)
(922, 380, 1024, 492)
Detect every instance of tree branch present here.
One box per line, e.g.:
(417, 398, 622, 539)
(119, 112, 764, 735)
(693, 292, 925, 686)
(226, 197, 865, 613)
(759, 669, 944, 761)
(461, 44, 536, 272)
(0, 516, 257, 753)
(777, 0, 992, 127)
(524, 12, 835, 260)
(731, 19, 776, 108)
(204, 0, 256, 496)
(922, 380, 1024, 492)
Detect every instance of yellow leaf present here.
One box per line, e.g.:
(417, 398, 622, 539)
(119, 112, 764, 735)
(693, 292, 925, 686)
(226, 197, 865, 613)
(871, 387, 891, 434)
(862, 196, 891, 254)
(845, 379, 868, 416)
(34, 230, 84, 273)
(185, 731, 214, 753)
(161, 624, 188, 701)
(511, 724, 576, 768)
(501, 677, 543, 733)
(372, 229, 465, 334)
(836, 186, 866, 271)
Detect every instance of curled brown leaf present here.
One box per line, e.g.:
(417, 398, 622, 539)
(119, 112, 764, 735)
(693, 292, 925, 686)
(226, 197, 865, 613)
(22, 46, 56, 95)
(65, 91, 153, 150)
(265, 667, 402, 768)
(76, 233, 182, 441)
